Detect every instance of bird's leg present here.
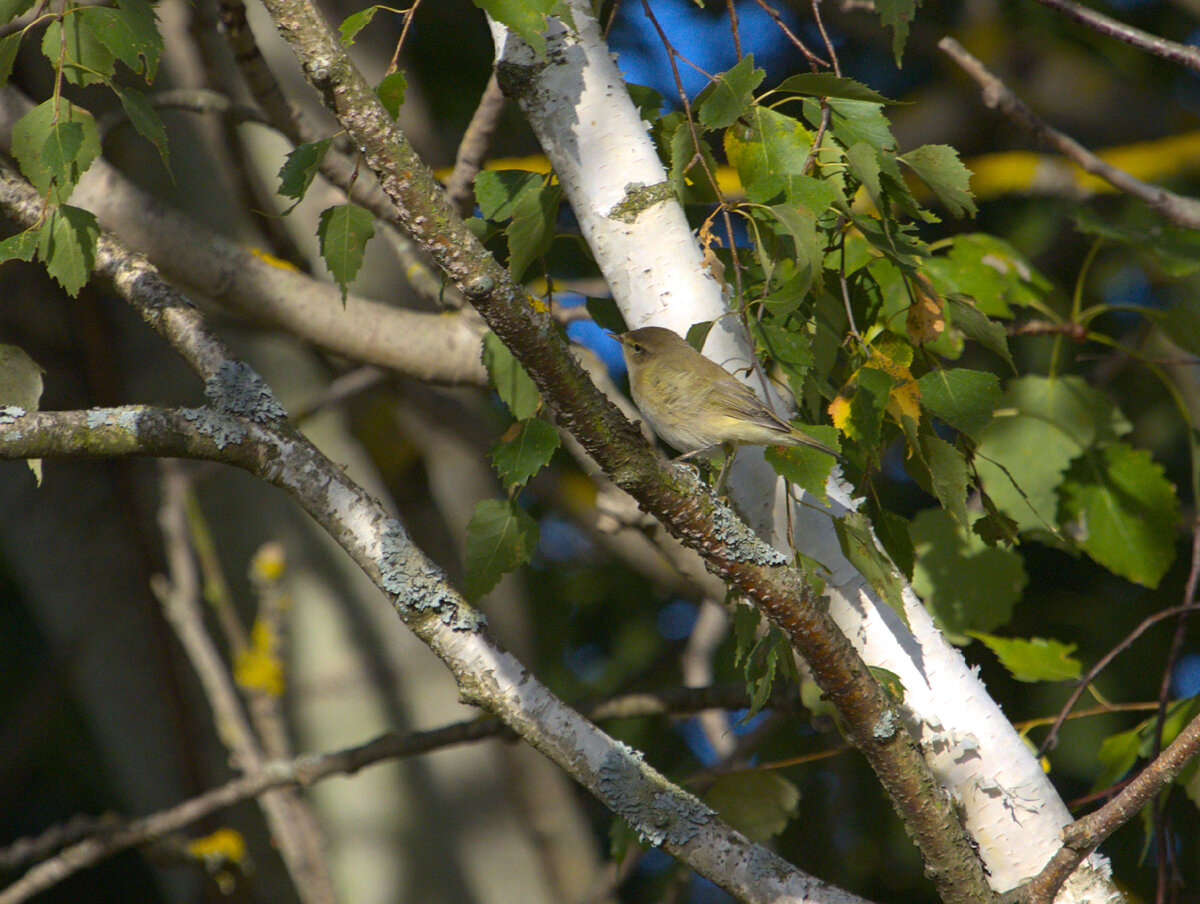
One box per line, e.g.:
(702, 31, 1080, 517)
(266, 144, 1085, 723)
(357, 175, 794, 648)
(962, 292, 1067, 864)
(713, 444, 736, 495)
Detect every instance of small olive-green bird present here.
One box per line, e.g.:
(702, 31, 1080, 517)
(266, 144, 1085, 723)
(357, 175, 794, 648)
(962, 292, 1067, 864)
(616, 326, 841, 460)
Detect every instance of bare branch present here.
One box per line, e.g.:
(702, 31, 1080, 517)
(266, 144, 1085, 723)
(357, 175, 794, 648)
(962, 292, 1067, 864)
(444, 72, 508, 215)
(939, 37, 1200, 230)
(1031, 0, 1200, 74)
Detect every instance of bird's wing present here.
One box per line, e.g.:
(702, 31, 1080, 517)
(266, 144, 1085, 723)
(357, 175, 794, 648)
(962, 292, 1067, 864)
(704, 376, 790, 433)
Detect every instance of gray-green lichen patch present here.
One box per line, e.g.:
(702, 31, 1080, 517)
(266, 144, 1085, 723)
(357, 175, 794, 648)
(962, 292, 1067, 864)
(708, 497, 787, 566)
(377, 519, 460, 617)
(0, 405, 27, 424)
(873, 708, 898, 740)
(597, 743, 714, 847)
(181, 407, 248, 449)
(608, 181, 672, 223)
(204, 361, 288, 423)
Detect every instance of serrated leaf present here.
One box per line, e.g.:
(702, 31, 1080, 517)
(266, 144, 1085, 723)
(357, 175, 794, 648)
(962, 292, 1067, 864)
(968, 633, 1080, 683)
(317, 204, 375, 302)
(724, 106, 813, 188)
(917, 369, 1000, 441)
(375, 70, 406, 118)
(1094, 726, 1142, 792)
(114, 85, 170, 174)
(918, 433, 969, 528)
(88, 0, 162, 82)
(875, 0, 919, 63)
(834, 511, 908, 625)
(338, 5, 379, 44)
(697, 54, 764, 129)
(945, 295, 1012, 368)
(976, 375, 1128, 533)
(910, 508, 1026, 644)
(0, 0, 33, 25)
(12, 99, 101, 203)
(704, 772, 799, 843)
(474, 170, 540, 221)
(868, 666, 906, 702)
(490, 417, 559, 490)
(765, 429, 838, 499)
(0, 229, 37, 263)
(36, 204, 99, 296)
(0, 31, 24, 88)
(924, 233, 1050, 318)
(43, 14, 115, 86)
(40, 122, 84, 188)
(775, 73, 894, 104)
(464, 498, 538, 601)
(482, 331, 540, 420)
(278, 138, 332, 203)
(506, 177, 560, 281)
(472, 0, 558, 57)
(769, 201, 823, 275)
(1059, 443, 1178, 588)
(901, 145, 976, 217)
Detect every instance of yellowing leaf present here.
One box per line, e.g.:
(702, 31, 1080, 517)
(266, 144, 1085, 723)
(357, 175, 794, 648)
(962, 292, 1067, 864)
(906, 273, 945, 344)
(865, 350, 921, 425)
(828, 394, 852, 432)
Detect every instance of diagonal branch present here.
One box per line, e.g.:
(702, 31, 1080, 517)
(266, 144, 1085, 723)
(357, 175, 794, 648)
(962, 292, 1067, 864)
(1029, 0, 1200, 74)
(939, 37, 1200, 230)
(249, 0, 996, 900)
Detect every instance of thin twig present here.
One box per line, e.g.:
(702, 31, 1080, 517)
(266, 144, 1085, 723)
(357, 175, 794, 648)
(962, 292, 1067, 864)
(939, 37, 1200, 230)
(1021, 709, 1200, 904)
(1031, 0, 1200, 74)
(0, 684, 796, 904)
(444, 72, 508, 215)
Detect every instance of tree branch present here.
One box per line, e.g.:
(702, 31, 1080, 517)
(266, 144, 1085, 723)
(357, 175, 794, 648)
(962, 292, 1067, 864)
(248, 1, 998, 900)
(939, 37, 1200, 230)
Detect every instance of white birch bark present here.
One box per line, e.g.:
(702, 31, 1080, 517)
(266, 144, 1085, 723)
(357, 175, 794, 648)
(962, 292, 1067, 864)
(488, 6, 1119, 900)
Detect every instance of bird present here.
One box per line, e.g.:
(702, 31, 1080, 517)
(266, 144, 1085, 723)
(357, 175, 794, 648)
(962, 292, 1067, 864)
(615, 326, 841, 461)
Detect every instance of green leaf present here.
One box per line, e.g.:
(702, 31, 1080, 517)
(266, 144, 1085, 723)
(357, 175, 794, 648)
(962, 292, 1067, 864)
(40, 121, 84, 188)
(36, 204, 99, 296)
(917, 369, 1000, 441)
(917, 433, 969, 528)
(684, 320, 714, 352)
(667, 118, 718, 202)
(910, 509, 1027, 644)
(506, 177, 560, 281)
(338, 5, 379, 44)
(1074, 207, 1200, 277)
(584, 296, 626, 334)
(0, 31, 24, 89)
(875, 0, 919, 63)
(12, 99, 101, 203)
(278, 138, 332, 202)
(923, 233, 1050, 318)
(471, 0, 560, 57)
(768, 201, 823, 275)
(43, 14, 115, 86)
(0, 229, 38, 263)
(113, 86, 170, 174)
(1162, 295, 1200, 357)
(88, 0, 162, 82)
(1059, 443, 1178, 588)
(900, 145, 976, 217)
(317, 204, 375, 302)
(474, 170, 540, 221)
(490, 417, 559, 490)
(846, 141, 883, 211)
(482, 331, 541, 420)
(834, 511, 908, 626)
(463, 498, 538, 601)
(724, 106, 813, 188)
(945, 295, 1012, 368)
(375, 70, 406, 119)
(0, 0, 33, 26)
(968, 633, 1081, 683)
(1094, 726, 1142, 792)
(703, 772, 799, 843)
(775, 73, 893, 104)
(821, 97, 895, 153)
(697, 54, 764, 129)
(765, 428, 838, 499)
(0, 342, 44, 484)
(976, 375, 1129, 533)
